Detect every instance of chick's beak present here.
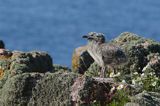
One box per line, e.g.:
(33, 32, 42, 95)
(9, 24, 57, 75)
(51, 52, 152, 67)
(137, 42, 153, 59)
(82, 35, 88, 38)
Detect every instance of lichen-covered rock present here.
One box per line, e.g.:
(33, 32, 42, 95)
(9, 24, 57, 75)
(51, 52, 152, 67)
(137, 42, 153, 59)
(0, 73, 44, 106)
(112, 32, 160, 75)
(112, 32, 160, 92)
(131, 92, 160, 106)
(53, 64, 71, 72)
(125, 102, 140, 106)
(10, 51, 53, 74)
(71, 76, 130, 106)
(28, 71, 77, 106)
(0, 51, 53, 89)
(72, 45, 94, 74)
(0, 71, 78, 106)
(0, 67, 129, 106)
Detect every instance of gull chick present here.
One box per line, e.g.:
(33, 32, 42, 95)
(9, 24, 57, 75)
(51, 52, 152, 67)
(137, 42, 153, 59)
(83, 32, 127, 77)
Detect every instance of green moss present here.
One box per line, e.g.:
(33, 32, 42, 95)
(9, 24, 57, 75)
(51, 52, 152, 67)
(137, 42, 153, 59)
(108, 90, 130, 106)
(91, 89, 130, 106)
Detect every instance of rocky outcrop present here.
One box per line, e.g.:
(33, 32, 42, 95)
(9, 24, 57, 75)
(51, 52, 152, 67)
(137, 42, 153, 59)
(10, 51, 53, 73)
(0, 32, 160, 106)
(0, 49, 130, 106)
(0, 71, 78, 106)
(0, 50, 77, 106)
(71, 77, 114, 105)
(131, 91, 160, 106)
(0, 51, 53, 88)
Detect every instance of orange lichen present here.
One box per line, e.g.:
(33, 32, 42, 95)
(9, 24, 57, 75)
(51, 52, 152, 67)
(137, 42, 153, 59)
(72, 51, 80, 71)
(0, 69, 4, 79)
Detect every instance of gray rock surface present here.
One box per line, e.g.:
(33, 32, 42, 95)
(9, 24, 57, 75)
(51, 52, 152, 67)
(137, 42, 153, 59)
(0, 72, 77, 106)
(131, 92, 160, 106)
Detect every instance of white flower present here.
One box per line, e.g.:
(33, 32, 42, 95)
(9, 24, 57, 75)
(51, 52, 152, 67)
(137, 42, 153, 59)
(149, 72, 154, 76)
(114, 72, 120, 77)
(109, 72, 121, 78)
(136, 77, 142, 81)
(132, 80, 136, 85)
(152, 81, 157, 86)
(110, 87, 116, 92)
(122, 80, 126, 83)
(93, 100, 97, 103)
(117, 84, 124, 90)
(109, 72, 114, 77)
(155, 77, 158, 80)
(141, 73, 145, 77)
(138, 81, 143, 85)
(133, 72, 138, 75)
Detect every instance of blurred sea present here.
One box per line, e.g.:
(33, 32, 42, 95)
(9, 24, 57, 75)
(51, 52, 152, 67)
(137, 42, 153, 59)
(0, 0, 160, 67)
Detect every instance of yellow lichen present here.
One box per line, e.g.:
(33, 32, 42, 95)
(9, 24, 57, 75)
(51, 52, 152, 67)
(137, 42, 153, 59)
(72, 52, 80, 71)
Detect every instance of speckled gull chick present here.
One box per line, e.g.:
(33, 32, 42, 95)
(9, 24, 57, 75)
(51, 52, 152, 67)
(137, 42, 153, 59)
(83, 32, 127, 78)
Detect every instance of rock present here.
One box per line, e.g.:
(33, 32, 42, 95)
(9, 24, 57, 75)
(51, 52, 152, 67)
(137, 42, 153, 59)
(112, 32, 160, 75)
(72, 45, 94, 74)
(0, 73, 44, 106)
(53, 64, 71, 72)
(0, 69, 124, 106)
(0, 51, 53, 89)
(125, 102, 140, 106)
(111, 32, 160, 92)
(131, 92, 160, 106)
(10, 51, 53, 74)
(0, 40, 5, 49)
(0, 71, 78, 106)
(71, 76, 129, 105)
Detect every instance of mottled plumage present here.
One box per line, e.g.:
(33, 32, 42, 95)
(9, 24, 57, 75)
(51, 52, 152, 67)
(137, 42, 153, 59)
(83, 32, 127, 77)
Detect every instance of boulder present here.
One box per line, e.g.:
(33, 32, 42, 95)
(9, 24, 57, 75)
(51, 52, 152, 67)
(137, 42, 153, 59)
(0, 71, 77, 106)
(130, 91, 160, 106)
(125, 102, 140, 106)
(10, 51, 53, 74)
(0, 51, 53, 89)
(0, 69, 126, 106)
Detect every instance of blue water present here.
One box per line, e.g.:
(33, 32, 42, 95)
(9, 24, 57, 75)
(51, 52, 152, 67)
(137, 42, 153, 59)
(0, 0, 160, 67)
